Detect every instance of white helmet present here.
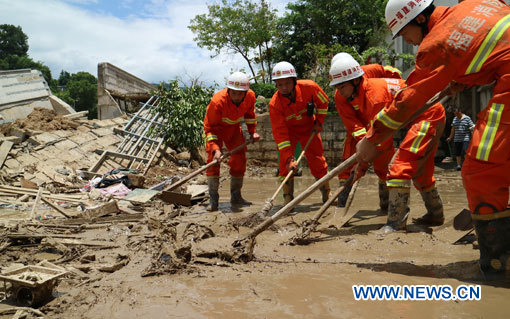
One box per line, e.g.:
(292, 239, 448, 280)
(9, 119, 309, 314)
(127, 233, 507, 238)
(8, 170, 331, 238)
(385, 0, 433, 38)
(329, 54, 364, 86)
(272, 61, 297, 80)
(226, 72, 250, 91)
(331, 52, 357, 67)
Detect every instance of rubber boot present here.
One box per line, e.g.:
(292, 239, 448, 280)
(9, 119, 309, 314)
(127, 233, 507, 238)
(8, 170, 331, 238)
(380, 187, 410, 233)
(474, 217, 510, 281)
(230, 176, 252, 206)
(413, 186, 444, 226)
(207, 176, 219, 212)
(282, 178, 294, 205)
(378, 180, 389, 215)
(337, 180, 352, 208)
(316, 178, 330, 204)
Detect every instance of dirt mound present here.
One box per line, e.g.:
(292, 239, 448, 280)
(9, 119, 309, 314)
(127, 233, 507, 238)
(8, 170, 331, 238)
(0, 108, 78, 134)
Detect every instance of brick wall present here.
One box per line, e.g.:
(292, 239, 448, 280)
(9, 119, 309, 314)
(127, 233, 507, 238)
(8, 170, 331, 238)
(245, 112, 347, 167)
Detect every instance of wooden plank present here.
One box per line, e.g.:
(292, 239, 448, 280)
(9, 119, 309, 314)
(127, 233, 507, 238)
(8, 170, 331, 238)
(31, 187, 43, 221)
(0, 140, 14, 168)
(122, 188, 159, 203)
(40, 197, 71, 218)
(63, 110, 88, 119)
(81, 201, 119, 219)
(159, 190, 192, 206)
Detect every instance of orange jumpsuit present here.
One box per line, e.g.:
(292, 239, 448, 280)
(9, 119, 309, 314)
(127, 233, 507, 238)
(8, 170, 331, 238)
(336, 64, 402, 181)
(204, 88, 257, 177)
(367, 1, 510, 215)
(269, 80, 329, 179)
(336, 78, 401, 181)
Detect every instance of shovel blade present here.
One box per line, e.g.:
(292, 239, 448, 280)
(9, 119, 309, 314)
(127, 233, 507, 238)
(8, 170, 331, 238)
(453, 208, 473, 231)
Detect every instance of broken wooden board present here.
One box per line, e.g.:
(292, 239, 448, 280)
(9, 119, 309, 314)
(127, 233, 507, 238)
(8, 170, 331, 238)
(0, 140, 14, 168)
(159, 190, 192, 206)
(122, 188, 158, 203)
(82, 201, 119, 219)
(186, 184, 208, 198)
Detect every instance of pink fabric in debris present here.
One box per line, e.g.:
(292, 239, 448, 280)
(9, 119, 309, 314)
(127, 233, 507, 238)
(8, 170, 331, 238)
(96, 183, 132, 197)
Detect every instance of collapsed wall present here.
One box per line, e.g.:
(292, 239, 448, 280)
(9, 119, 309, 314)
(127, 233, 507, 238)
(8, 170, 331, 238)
(97, 63, 156, 120)
(0, 69, 74, 121)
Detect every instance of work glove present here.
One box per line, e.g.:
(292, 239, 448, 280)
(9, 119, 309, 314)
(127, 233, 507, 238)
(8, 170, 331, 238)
(250, 132, 260, 143)
(313, 121, 323, 133)
(286, 157, 298, 173)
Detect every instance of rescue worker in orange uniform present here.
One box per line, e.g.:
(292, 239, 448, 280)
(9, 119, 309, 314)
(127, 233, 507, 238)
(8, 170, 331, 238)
(330, 54, 399, 213)
(357, 0, 510, 279)
(269, 61, 330, 205)
(204, 72, 260, 211)
(331, 53, 402, 208)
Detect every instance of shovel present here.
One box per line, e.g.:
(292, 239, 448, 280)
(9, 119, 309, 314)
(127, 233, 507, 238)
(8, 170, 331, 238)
(289, 165, 362, 245)
(230, 89, 450, 262)
(233, 131, 317, 228)
(261, 130, 317, 214)
(161, 140, 252, 194)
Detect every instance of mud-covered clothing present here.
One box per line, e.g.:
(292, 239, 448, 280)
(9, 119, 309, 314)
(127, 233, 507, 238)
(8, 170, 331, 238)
(269, 80, 329, 178)
(203, 88, 257, 177)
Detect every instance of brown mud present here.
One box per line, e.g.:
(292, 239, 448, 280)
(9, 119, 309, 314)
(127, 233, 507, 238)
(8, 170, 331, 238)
(1, 167, 508, 318)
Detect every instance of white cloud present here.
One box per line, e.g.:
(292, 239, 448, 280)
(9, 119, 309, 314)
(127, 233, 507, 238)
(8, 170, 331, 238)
(0, 0, 289, 86)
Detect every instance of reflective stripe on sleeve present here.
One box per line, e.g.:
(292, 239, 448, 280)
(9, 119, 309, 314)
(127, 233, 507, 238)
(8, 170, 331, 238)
(352, 128, 367, 138)
(375, 109, 403, 130)
(466, 14, 510, 74)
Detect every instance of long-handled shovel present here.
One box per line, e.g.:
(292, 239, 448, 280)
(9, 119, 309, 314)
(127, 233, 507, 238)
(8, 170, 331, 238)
(261, 130, 317, 214)
(234, 131, 317, 228)
(289, 169, 361, 245)
(230, 90, 449, 262)
(162, 140, 252, 192)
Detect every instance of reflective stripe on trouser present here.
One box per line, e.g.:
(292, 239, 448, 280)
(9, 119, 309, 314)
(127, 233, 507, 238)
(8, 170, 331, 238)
(462, 87, 510, 216)
(278, 132, 328, 179)
(387, 119, 444, 190)
(206, 129, 247, 177)
(467, 90, 510, 164)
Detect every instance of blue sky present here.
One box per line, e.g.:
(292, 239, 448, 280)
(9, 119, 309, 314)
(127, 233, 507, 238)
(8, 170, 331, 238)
(0, 0, 291, 86)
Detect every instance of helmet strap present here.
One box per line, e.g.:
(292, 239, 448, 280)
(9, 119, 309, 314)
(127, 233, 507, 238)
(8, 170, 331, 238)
(347, 78, 362, 102)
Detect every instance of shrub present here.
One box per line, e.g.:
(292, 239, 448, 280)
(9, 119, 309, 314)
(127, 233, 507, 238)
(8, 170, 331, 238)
(152, 80, 215, 151)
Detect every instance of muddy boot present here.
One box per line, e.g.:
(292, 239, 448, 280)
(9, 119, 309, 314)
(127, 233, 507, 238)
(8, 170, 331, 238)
(207, 176, 220, 212)
(282, 178, 294, 205)
(413, 187, 444, 226)
(316, 178, 330, 204)
(337, 180, 352, 208)
(378, 181, 389, 215)
(380, 187, 410, 233)
(230, 176, 252, 206)
(475, 217, 510, 281)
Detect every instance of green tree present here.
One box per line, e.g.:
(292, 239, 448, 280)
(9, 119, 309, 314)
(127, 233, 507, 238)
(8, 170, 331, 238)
(152, 80, 215, 151)
(0, 24, 29, 59)
(55, 71, 98, 118)
(273, 0, 387, 76)
(58, 70, 71, 87)
(189, 0, 277, 83)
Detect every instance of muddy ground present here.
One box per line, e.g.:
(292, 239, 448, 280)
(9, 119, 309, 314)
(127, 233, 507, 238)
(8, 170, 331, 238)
(0, 164, 508, 318)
